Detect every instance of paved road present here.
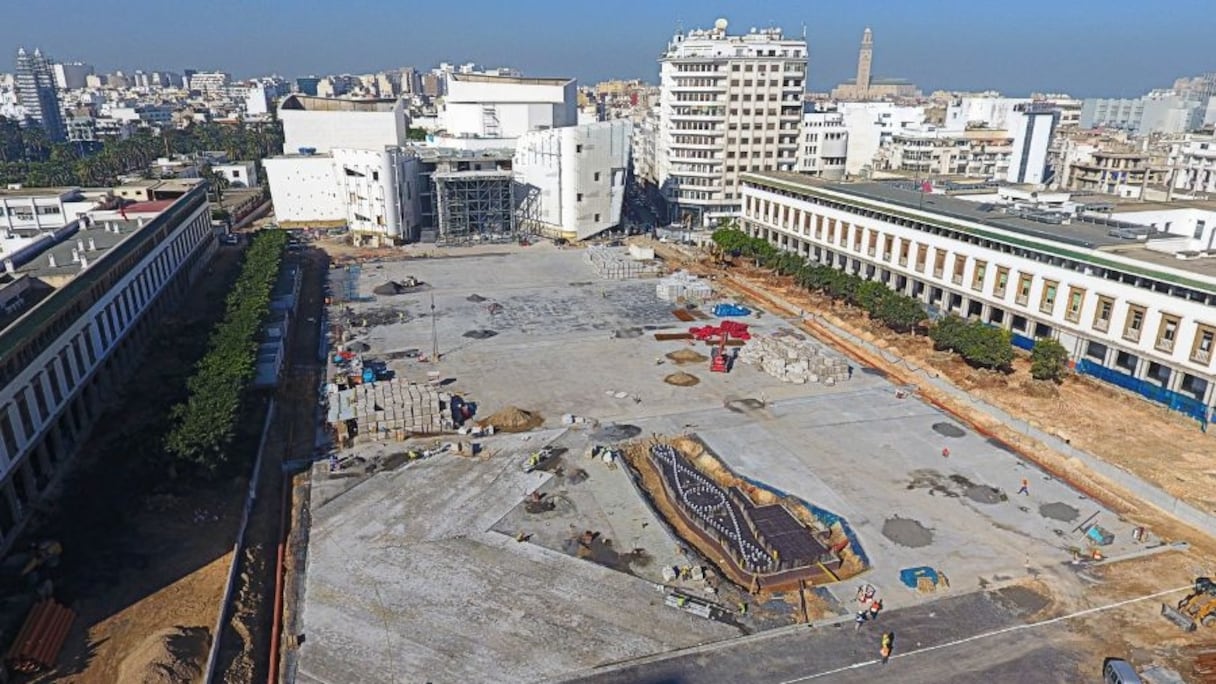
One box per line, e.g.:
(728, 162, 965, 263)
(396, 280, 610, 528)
(566, 588, 1087, 684)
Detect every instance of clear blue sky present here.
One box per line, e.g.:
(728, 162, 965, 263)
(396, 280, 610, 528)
(4, 0, 1212, 97)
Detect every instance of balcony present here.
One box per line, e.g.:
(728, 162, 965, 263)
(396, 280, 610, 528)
(1156, 338, 1175, 354)
(867, 247, 876, 257)
(1123, 328, 1142, 344)
(1015, 293, 1029, 306)
(993, 285, 1006, 299)
(1093, 318, 1110, 333)
(898, 257, 908, 267)
(883, 252, 892, 261)
(915, 261, 926, 272)
(933, 268, 944, 278)
(1192, 349, 1212, 365)
(951, 274, 963, 286)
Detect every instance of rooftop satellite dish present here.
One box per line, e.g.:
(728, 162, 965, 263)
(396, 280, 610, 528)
(714, 18, 728, 31)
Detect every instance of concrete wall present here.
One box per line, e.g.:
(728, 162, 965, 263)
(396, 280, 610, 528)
(442, 77, 576, 139)
(1006, 110, 1055, 185)
(836, 103, 925, 176)
(280, 107, 407, 154)
(331, 148, 407, 239)
(263, 156, 343, 222)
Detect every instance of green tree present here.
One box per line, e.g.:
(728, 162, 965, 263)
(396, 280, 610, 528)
(873, 294, 926, 332)
(958, 325, 1013, 370)
(407, 128, 428, 141)
(929, 314, 968, 351)
(854, 280, 889, 313)
(1030, 337, 1070, 382)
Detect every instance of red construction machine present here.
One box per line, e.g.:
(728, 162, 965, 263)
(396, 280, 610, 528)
(710, 331, 732, 373)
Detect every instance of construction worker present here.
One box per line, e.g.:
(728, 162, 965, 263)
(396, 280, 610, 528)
(1017, 478, 1030, 496)
(738, 601, 748, 616)
(854, 609, 868, 632)
(527, 452, 540, 468)
(676, 596, 687, 608)
(880, 632, 894, 665)
(941, 447, 950, 458)
(868, 598, 883, 621)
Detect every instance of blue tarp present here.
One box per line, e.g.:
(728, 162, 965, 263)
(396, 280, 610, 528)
(1076, 359, 1209, 424)
(713, 303, 752, 317)
(899, 566, 939, 590)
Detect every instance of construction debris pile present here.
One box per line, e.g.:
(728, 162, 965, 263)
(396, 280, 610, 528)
(585, 246, 663, 280)
(326, 377, 459, 443)
(656, 270, 713, 302)
(737, 333, 851, 385)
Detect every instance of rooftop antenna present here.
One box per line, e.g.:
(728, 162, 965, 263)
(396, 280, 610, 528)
(802, 23, 807, 39)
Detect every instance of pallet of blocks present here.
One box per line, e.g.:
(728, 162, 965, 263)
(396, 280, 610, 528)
(736, 333, 851, 385)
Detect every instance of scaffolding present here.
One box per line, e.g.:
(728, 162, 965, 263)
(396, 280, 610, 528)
(434, 170, 516, 245)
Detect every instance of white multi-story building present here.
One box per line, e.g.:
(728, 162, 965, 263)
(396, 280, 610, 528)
(943, 96, 1031, 132)
(264, 147, 420, 245)
(278, 94, 409, 154)
(1169, 136, 1216, 195)
(1006, 103, 1058, 185)
(188, 71, 230, 94)
(513, 120, 632, 241)
(740, 172, 1216, 421)
(1081, 91, 1211, 135)
(656, 18, 807, 226)
(883, 127, 1013, 179)
(631, 106, 660, 187)
(441, 74, 576, 140)
(244, 83, 273, 117)
(211, 161, 258, 188)
(0, 185, 216, 551)
(798, 111, 848, 179)
(835, 102, 926, 176)
(51, 62, 93, 90)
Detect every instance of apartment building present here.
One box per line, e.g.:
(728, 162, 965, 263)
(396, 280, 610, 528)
(884, 128, 1014, 179)
(1067, 150, 1168, 197)
(1169, 136, 1216, 195)
(739, 171, 1216, 421)
(656, 18, 807, 226)
(798, 111, 847, 179)
(0, 185, 215, 551)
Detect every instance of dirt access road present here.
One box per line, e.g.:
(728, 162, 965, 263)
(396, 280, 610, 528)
(213, 244, 327, 683)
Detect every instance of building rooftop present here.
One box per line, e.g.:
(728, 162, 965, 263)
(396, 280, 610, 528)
(448, 74, 572, 87)
(0, 186, 81, 198)
(279, 94, 399, 112)
(15, 217, 147, 283)
(744, 172, 1216, 286)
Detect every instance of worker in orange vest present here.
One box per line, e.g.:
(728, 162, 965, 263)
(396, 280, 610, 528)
(880, 632, 894, 664)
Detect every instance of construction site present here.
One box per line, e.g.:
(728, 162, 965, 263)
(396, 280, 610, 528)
(262, 239, 1216, 684)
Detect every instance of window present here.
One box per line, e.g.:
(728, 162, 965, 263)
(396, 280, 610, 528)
(915, 244, 927, 272)
(952, 255, 966, 284)
(1192, 325, 1215, 365)
(576, 145, 583, 153)
(1093, 295, 1114, 332)
(232, 170, 240, 178)
(883, 235, 894, 260)
(933, 250, 946, 277)
(1015, 273, 1033, 306)
(594, 172, 600, 182)
(1064, 287, 1085, 323)
(993, 266, 1009, 298)
(577, 193, 583, 202)
(594, 213, 601, 222)
(866, 230, 878, 256)
(1039, 280, 1058, 314)
(1123, 304, 1145, 342)
(971, 260, 986, 291)
(1155, 314, 1180, 353)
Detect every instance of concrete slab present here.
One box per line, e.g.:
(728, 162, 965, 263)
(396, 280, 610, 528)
(301, 247, 1139, 683)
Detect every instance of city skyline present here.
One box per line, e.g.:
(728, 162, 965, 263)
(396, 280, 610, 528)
(3, 0, 1214, 97)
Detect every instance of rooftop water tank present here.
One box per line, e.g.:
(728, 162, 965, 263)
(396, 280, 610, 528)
(298, 147, 317, 156)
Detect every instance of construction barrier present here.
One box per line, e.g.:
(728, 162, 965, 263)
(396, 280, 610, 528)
(5, 599, 75, 674)
(1076, 359, 1210, 425)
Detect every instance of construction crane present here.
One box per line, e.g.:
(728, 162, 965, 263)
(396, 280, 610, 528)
(1162, 577, 1216, 631)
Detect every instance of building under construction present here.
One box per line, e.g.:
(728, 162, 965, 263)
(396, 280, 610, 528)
(433, 169, 516, 245)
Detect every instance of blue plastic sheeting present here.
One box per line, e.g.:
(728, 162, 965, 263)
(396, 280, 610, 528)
(1010, 332, 1035, 350)
(899, 566, 939, 590)
(740, 476, 871, 570)
(1076, 359, 1210, 425)
(713, 303, 752, 317)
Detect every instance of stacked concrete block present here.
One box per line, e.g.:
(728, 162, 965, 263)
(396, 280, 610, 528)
(656, 270, 713, 302)
(737, 334, 851, 385)
(326, 377, 455, 443)
(586, 246, 663, 280)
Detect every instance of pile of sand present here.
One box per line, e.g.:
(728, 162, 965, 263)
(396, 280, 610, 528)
(664, 371, 701, 387)
(479, 406, 543, 432)
(666, 349, 708, 365)
(117, 627, 209, 684)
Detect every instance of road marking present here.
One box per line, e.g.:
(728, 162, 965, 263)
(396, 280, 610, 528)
(779, 584, 1192, 683)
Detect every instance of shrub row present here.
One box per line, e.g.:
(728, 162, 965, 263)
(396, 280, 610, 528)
(166, 229, 288, 474)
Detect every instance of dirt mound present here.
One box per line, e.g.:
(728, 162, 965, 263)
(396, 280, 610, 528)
(665, 349, 708, 364)
(117, 627, 209, 684)
(664, 371, 701, 386)
(479, 406, 543, 432)
(1020, 378, 1060, 399)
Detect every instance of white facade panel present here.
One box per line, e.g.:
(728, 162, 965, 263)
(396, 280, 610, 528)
(264, 156, 343, 222)
(280, 105, 408, 154)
